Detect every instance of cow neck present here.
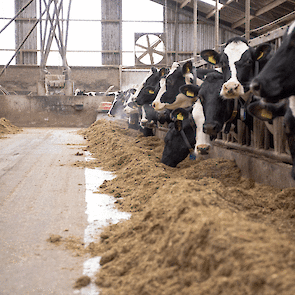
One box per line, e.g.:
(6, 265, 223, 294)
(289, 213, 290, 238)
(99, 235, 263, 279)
(176, 110, 196, 159)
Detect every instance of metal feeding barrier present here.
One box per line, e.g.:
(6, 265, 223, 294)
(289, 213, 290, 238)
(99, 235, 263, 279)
(153, 25, 293, 187)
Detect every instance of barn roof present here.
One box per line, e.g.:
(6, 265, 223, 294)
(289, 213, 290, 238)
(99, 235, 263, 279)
(151, 0, 295, 37)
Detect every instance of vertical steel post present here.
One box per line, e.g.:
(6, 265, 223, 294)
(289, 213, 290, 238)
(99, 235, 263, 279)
(215, 0, 219, 50)
(193, 0, 198, 63)
(245, 0, 250, 40)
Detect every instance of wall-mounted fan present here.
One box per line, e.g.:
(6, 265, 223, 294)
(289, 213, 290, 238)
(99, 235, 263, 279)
(135, 33, 165, 65)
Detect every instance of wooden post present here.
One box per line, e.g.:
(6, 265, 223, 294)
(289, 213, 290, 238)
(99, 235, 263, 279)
(193, 0, 198, 63)
(245, 0, 250, 40)
(165, 0, 168, 65)
(215, 0, 219, 50)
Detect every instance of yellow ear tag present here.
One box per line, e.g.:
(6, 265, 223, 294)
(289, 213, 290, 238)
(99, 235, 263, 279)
(257, 52, 264, 60)
(177, 113, 184, 121)
(208, 56, 216, 64)
(186, 90, 195, 97)
(148, 89, 154, 94)
(261, 109, 272, 120)
(186, 67, 191, 73)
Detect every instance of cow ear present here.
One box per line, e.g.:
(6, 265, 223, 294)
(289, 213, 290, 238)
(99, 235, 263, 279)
(182, 61, 193, 75)
(144, 86, 156, 95)
(201, 50, 220, 65)
(247, 99, 287, 121)
(151, 67, 157, 74)
(179, 84, 200, 98)
(254, 44, 272, 61)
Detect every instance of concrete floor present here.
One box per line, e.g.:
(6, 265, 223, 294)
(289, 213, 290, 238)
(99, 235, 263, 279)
(0, 128, 88, 295)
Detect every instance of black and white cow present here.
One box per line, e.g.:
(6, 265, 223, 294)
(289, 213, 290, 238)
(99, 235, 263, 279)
(180, 71, 237, 138)
(123, 67, 169, 132)
(152, 61, 216, 156)
(135, 67, 169, 136)
(248, 21, 295, 180)
(250, 21, 295, 103)
(161, 107, 197, 167)
(74, 89, 96, 96)
(152, 61, 215, 111)
(108, 88, 136, 119)
(201, 37, 271, 100)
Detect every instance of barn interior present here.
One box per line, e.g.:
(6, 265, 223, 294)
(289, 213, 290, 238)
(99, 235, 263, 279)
(0, 0, 294, 187)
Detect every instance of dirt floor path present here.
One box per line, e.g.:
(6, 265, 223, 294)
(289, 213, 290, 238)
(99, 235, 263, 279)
(0, 128, 88, 295)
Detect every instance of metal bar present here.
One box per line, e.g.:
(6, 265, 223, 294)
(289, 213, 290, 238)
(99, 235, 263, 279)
(164, 0, 168, 66)
(64, 0, 72, 52)
(52, 0, 69, 70)
(245, 0, 250, 40)
(41, 0, 63, 70)
(0, 8, 47, 77)
(193, 0, 198, 62)
(0, 0, 34, 35)
(40, 0, 54, 72)
(215, 0, 219, 50)
(39, 0, 44, 64)
(173, 2, 179, 61)
(213, 140, 292, 165)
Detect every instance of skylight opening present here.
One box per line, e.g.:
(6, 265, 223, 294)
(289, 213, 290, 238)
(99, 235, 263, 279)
(200, 0, 223, 10)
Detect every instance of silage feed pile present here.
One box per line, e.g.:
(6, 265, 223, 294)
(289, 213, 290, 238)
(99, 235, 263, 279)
(0, 118, 22, 137)
(79, 119, 295, 295)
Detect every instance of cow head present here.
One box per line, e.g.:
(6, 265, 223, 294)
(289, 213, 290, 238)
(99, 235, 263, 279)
(196, 72, 235, 138)
(251, 21, 295, 103)
(201, 37, 271, 100)
(152, 62, 196, 111)
(135, 67, 168, 106)
(109, 89, 135, 118)
(161, 107, 196, 167)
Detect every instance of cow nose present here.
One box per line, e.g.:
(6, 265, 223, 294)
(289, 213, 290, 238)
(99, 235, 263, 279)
(250, 79, 261, 96)
(196, 144, 210, 155)
(225, 83, 239, 93)
(152, 102, 156, 108)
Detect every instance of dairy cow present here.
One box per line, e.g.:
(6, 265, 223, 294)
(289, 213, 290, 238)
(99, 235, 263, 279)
(123, 67, 169, 132)
(161, 107, 197, 167)
(201, 37, 271, 100)
(108, 88, 136, 119)
(250, 21, 295, 103)
(135, 67, 169, 136)
(180, 71, 238, 138)
(249, 21, 295, 180)
(152, 61, 215, 111)
(152, 61, 216, 156)
(74, 89, 96, 96)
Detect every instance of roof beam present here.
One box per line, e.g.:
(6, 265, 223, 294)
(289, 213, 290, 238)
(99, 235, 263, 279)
(232, 0, 288, 29)
(206, 0, 235, 19)
(180, 0, 191, 8)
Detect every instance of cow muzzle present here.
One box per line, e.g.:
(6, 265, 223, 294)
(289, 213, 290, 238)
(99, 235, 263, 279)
(221, 81, 243, 99)
(196, 144, 210, 155)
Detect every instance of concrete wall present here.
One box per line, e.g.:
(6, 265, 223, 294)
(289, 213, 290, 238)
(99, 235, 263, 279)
(0, 65, 121, 95)
(155, 127, 294, 189)
(0, 65, 155, 95)
(0, 95, 107, 128)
